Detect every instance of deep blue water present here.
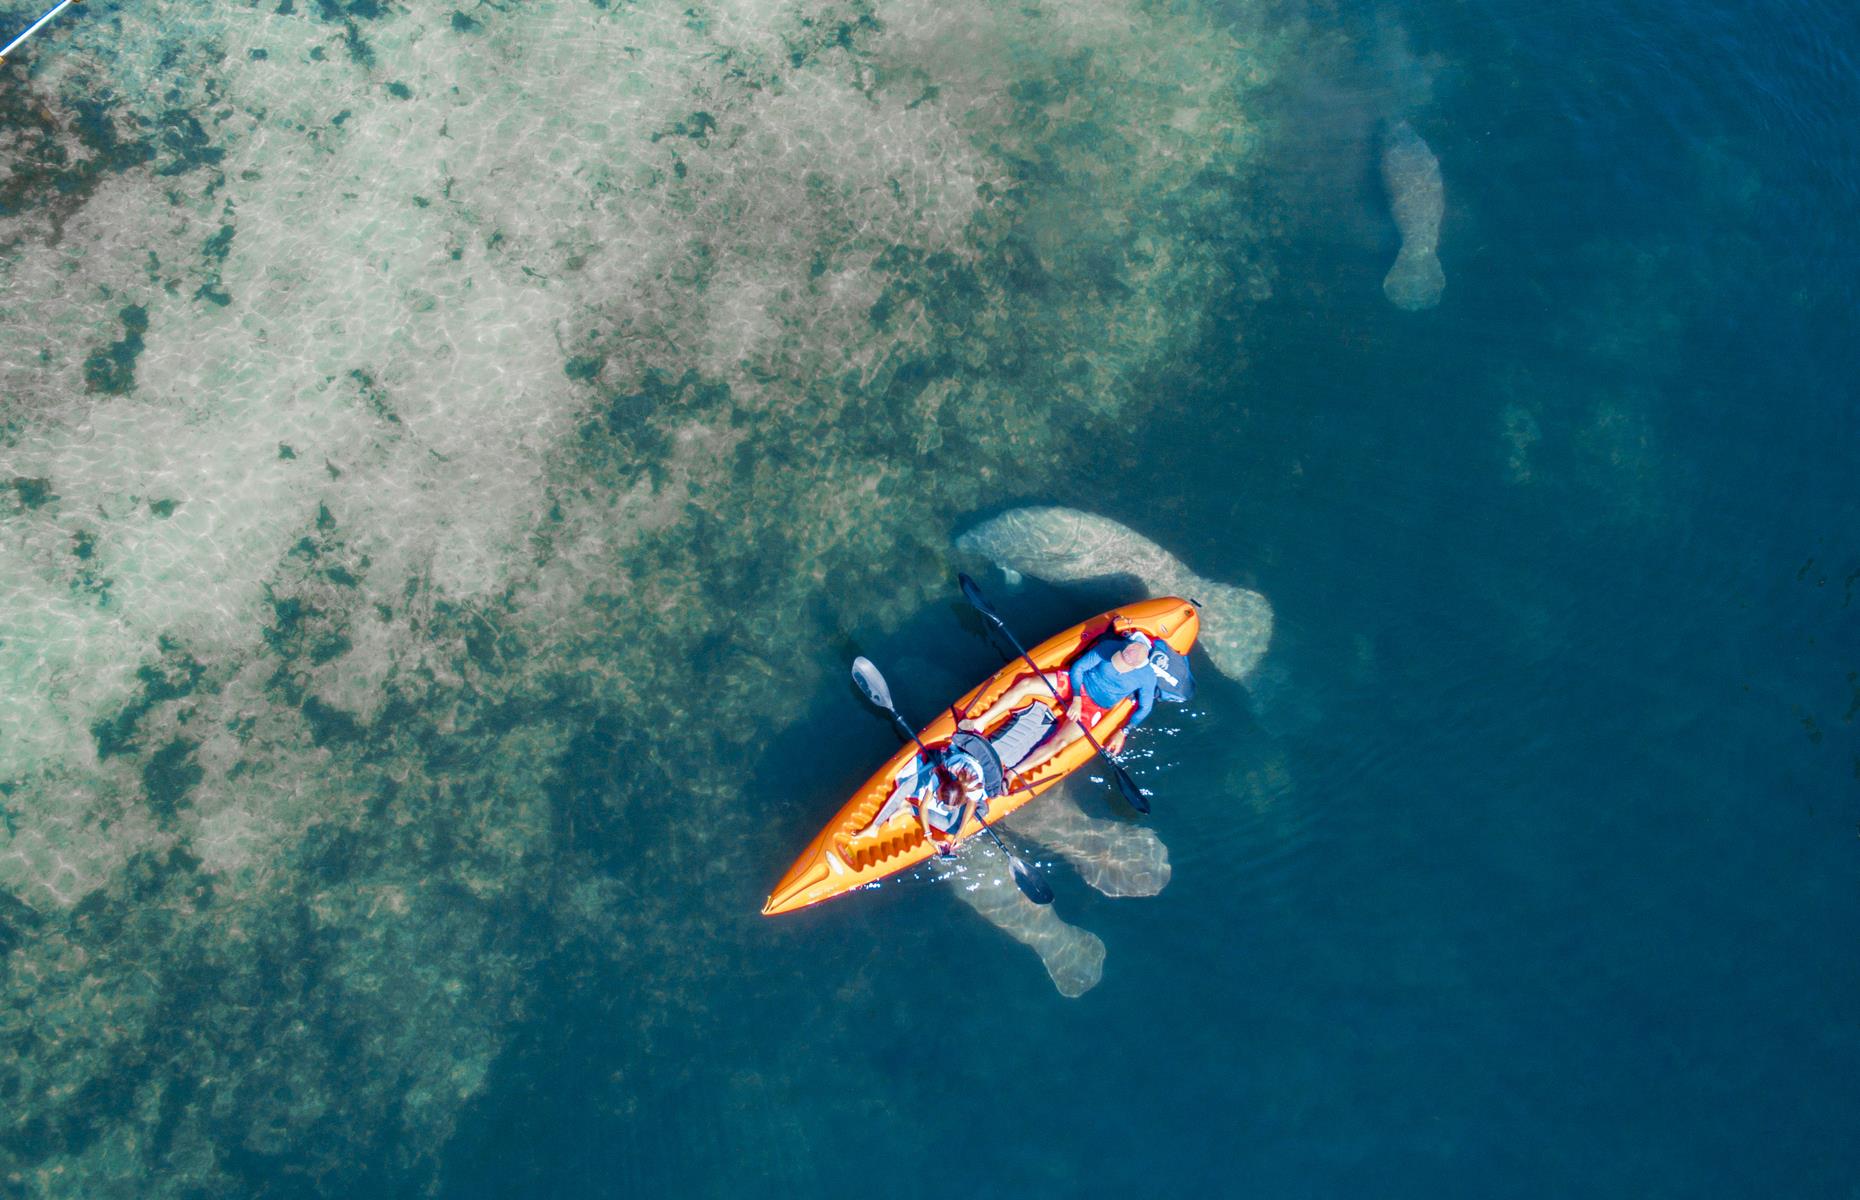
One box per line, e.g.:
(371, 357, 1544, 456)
(434, 0, 1858, 1196)
(2, 0, 1854, 1194)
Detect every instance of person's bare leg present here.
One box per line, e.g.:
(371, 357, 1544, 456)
(959, 671, 1060, 732)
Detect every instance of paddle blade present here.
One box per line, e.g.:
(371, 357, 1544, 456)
(1009, 855, 1055, 906)
(1114, 765, 1151, 815)
(850, 655, 895, 714)
(957, 572, 1003, 625)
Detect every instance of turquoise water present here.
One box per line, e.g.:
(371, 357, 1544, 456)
(1, 0, 1855, 1195)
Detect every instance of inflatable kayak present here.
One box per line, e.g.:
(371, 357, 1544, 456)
(762, 596, 1200, 916)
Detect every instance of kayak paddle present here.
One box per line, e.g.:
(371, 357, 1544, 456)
(850, 656, 1054, 906)
(956, 572, 1152, 815)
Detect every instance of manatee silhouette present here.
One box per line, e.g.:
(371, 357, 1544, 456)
(955, 506, 1273, 680)
(939, 783, 1169, 997)
(1380, 120, 1445, 311)
(942, 851, 1106, 997)
(1005, 787, 1170, 898)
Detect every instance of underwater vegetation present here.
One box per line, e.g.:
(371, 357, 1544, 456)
(0, 0, 1290, 1191)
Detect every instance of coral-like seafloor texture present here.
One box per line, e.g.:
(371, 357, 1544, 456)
(0, 0, 1283, 1191)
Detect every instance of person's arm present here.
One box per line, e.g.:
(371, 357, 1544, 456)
(1127, 676, 1156, 728)
(951, 759, 984, 829)
(916, 795, 939, 842)
(953, 794, 978, 838)
(909, 760, 943, 844)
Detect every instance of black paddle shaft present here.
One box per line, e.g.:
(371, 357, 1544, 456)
(957, 573, 1151, 815)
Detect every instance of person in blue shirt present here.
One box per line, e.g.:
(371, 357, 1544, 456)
(958, 630, 1160, 778)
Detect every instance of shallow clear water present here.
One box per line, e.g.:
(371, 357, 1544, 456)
(1, 0, 1855, 1195)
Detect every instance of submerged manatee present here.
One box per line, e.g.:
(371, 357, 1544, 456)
(1005, 789, 1170, 898)
(946, 852, 1107, 997)
(955, 506, 1273, 680)
(1380, 120, 1445, 311)
(949, 507, 1265, 993)
(942, 783, 1173, 996)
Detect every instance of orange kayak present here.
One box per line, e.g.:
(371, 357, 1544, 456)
(762, 596, 1200, 916)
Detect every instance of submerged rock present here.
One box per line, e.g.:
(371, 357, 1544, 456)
(956, 506, 1274, 679)
(1380, 120, 1446, 310)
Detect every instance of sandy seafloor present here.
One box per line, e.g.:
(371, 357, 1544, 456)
(1, 0, 1856, 1195)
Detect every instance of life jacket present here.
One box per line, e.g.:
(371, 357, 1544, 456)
(946, 733, 1004, 797)
(1146, 639, 1196, 703)
(911, 744, 992, 832)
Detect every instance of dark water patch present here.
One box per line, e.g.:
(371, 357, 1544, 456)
(153, 108, 225, 177)
(82, 304, 150, 395)
(576, 367, 730, 461)
(463, 614, 522, 675)
(143, 739, 204, 820)
(288, 0, 388, 64)
(14, 957, 172, 1157)
(10, 476, 56, 509)
(348, 368, 401, 425)
(67, 532, 112, 603)
(451, 11, 481, 33)
(342, 25, 373, 67)
(299, 695, 361, 746)
(262, 588, 353, 671)
(92, 639, 209, 758)
(0, 890, 42, 960)
(149, 497, 179, 518)
(385, 80, 412, 100)
(0, 86, 151, 232)
(866, 245, 985, 333)
(649, 110, 717, 145)
(202, 222, 235, 260)
(317, 0, 388, 19)
(264, 506, 376, 675)
(782, 9, 881, 70)
(194, 214, 238, 306)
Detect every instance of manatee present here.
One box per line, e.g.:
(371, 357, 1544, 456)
(935, 781, 1171, 996)
(943, 851, 1106, 997)
(955, 506, 1273, 680)
(1380, 120, 1445, 311)
(1004, 788, 1170, 898)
